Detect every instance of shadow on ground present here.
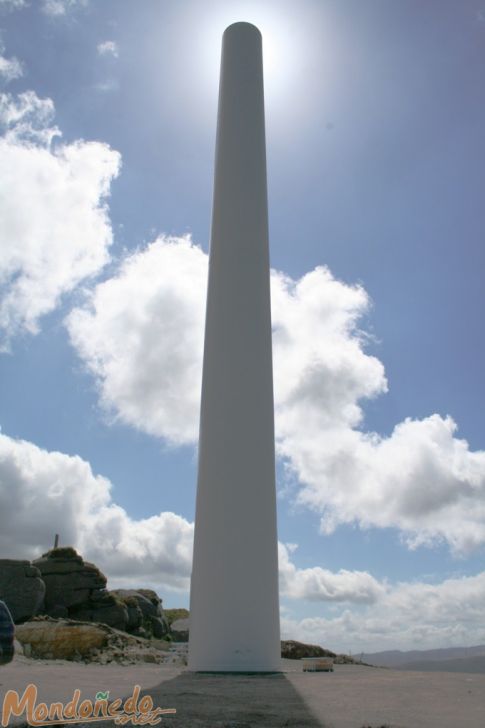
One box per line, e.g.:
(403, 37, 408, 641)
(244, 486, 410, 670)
(97, 671, 325, 728)
(151, 671, 324, 726)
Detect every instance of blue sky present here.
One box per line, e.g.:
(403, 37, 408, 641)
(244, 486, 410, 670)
(1, 0, 485, 653)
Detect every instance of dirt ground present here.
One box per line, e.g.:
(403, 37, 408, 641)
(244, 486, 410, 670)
(2, 657, 485, 727)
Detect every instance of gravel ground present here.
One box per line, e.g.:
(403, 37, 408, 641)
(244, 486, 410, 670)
(2, 657, 485, 727)
(286, 663, 485, 728)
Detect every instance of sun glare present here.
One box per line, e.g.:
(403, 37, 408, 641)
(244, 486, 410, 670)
(197, 3, 302, 105)
(162, 1, 330, 140)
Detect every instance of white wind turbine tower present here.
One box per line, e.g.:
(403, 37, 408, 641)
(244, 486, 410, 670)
(188, 21, 281, 672)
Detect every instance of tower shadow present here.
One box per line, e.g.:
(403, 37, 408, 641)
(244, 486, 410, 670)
(136, 670, 326, 727)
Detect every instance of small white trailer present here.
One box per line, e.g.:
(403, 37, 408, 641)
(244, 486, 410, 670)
(301, 657, 334, 672)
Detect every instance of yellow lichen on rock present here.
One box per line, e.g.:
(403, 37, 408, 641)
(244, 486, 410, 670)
(15, 619, 107, 659)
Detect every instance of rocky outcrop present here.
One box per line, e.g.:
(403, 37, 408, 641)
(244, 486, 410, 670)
(33, 547, 106, 612)
(111, 588, 169, 638)
(14, 616, 177, 664)
(15, 617, 108, 659)
(69, 591, 128, 631)
(31, 547, 131, 632)
(2, 547, 170, 642)
(112, 589, 154, 619)
(139, 589, 170, 638)
(0, 560, 45, 623)
(150, 616, 167, 638)
(111, 593, 143, 631)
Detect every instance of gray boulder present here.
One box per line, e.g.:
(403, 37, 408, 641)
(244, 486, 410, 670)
(150, 616, 168, 639)
(48, 605, 69, 619)
(111, 589, 169, 637)
(111, 589, 157, 618)
(137, 590, 169, 630)
(137, 588, 163, 611)
(70, 591, 128, 632)
(33, 547, 106, 613)
(0, 560, 45, 623)
(109, 591, 143, 631)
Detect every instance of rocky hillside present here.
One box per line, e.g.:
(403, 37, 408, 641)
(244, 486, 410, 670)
(0, 547, 169, 639)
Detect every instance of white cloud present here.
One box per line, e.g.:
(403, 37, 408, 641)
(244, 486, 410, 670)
(293, 414, 485, 554)
(0, 432, 193, 591)
(282, 570, 485, 653)
(0, 55, 22, 82)
(270, 268, 485, 553)
(93, 79, 119, 94)
(97, 41, 119, 59)
(278, 543, 384, 604)
(0, 90, 120, 349)
(1, 431, 484, 651)
(1, 429, 377, 600)
(271, 266, 386, 429)
(3, 427, 485, 649)
(66, 237, 485, 554)
(266, 269, 485, 554)
(0, 42, 22, 82)
(67, 239, 380, 446)
(0, 90, 58, 144)
(0, 426, 387, 603)
(41, 0, 87, 16)
(67, 236, 207, 445)
(0, 0, 27, 9)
